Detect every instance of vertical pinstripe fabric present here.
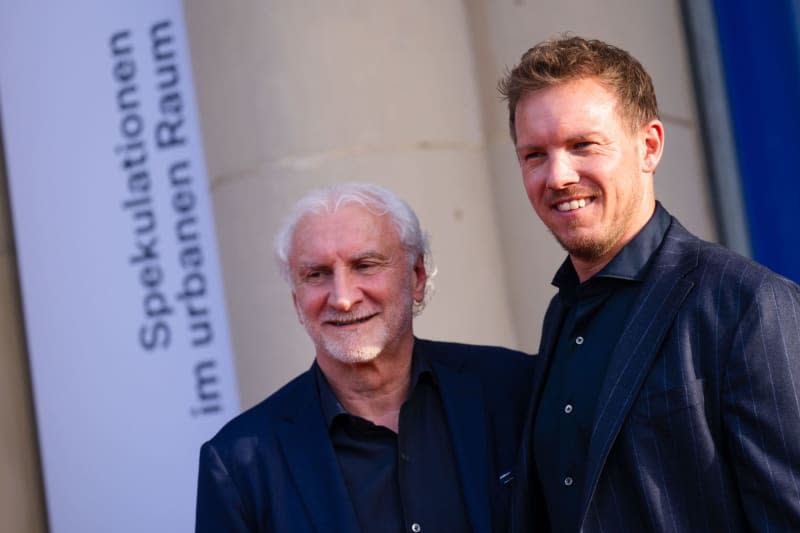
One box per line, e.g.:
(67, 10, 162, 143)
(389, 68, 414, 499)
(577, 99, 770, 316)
(512, 215, 800, 532)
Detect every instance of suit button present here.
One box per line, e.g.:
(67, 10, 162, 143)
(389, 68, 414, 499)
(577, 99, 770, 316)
(575, 336, 584, 345)
(564, 476, 574, 486)
(411, 523, 422, 532)
(564, 404, 573, 414)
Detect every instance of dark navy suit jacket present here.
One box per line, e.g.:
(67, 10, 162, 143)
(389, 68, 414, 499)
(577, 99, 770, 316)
(196, 338, 535, 532)
(513, 215, 800, 532)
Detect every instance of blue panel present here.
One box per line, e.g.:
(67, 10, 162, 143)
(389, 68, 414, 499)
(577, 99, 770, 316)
(713, 0, 800, 282)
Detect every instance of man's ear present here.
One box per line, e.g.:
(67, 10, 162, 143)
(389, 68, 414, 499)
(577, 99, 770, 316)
(641, 119, 665, 173)
(411, 255, 427, 304)
(291, 291, 304, 325)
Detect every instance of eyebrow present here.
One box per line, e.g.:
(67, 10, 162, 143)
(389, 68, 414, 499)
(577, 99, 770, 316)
(294, 250, 390, 270)
(516, 131, 604, 151)
(566, 132, 603, 142)
(349, 251, 391, 264)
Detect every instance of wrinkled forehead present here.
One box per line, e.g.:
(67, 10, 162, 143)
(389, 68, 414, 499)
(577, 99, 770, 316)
(289, 205, 402, 260)
(296, 202, 390, 232)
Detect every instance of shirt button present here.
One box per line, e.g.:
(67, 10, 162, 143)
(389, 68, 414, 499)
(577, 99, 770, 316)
(564, 404, 573, 414)
(575, 336, 584, 345)
(411, 523, 422, 532)
(564, 476, 574, 487)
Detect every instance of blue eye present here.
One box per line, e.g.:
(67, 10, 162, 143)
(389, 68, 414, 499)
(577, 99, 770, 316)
(302, 270, 328, 283)
(356, 262, 377, 272)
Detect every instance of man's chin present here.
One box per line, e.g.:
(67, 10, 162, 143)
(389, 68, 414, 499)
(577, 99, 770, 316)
(324, 342, 383, 364)
(552, 230, 614, 262)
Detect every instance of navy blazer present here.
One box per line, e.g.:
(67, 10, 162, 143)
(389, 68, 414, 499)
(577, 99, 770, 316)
(196, 338, 535, 532)
(513, 215, 800, 532)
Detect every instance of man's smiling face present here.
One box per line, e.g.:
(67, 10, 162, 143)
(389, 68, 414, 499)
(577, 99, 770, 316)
(289, 204, 425, 365)
(514, 76, 660, 275)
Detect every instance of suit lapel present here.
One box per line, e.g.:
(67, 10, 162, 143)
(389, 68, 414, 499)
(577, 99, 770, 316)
(276, 371, 361, 533)
(579, 224, 698, 522)
(433, 359, 492, 533)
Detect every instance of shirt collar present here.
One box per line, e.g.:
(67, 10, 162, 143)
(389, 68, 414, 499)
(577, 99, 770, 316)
(315, 344, 435, 430)
(552, 202, 671, 289)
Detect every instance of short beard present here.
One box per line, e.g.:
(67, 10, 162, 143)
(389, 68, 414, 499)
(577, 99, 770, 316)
(305, 289, 414, 365)
(322, 333, 383, 364)
(549, 187, 638, 263)
(552, 222, 624, 262)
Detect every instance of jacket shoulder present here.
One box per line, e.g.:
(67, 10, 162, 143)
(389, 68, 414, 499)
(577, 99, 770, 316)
(416, 337, 536, 385)
(204, 369, 314, 448)
(663, 219, 799, 296)
(653, 219, 800, 339)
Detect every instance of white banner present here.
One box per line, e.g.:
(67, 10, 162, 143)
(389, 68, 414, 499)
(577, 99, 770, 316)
(0, 1, 240, 531)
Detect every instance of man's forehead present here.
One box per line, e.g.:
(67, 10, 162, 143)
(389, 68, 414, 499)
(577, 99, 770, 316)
(296, 206, 391, 235)
(294, 248, 390, 268)
(289, 206, 401, 261)
(514, 79, 629, 138)
(518, 77, 617, 105)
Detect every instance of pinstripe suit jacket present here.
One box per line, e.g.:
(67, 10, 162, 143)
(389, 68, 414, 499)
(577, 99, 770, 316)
(512, 215, 800, 532)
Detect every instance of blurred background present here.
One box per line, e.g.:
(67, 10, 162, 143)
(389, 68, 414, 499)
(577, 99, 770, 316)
(1, 0, 798, 530)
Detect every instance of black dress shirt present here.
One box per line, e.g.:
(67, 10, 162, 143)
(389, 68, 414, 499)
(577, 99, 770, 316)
(316, 345, 472, 533)
(534, 204, 671, 532)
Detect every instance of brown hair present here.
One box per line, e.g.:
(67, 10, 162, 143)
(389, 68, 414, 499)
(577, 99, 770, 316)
(498, 35, 659, 143)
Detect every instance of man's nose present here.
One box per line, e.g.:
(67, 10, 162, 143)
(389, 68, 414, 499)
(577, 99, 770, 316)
(545, 153, 580, 189)
(328, 270, 361, 312)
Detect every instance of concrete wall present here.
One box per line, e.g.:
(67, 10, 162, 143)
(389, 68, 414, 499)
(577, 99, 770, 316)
(466, 0, 716, 351)
(183, 1, 519, 408)
(0, 1, 713, 527)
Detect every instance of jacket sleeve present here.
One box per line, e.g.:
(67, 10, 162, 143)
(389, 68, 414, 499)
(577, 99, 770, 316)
(195, 441, 255, 533)
(723, 278, 800, 531)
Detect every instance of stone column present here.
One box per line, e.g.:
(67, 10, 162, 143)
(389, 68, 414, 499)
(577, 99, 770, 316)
(0, 138, 47, 531)
(184, 1, 517, 407)
(465, 0, 716, 351)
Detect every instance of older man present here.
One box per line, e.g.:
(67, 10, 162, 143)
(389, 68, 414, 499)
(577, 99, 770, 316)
(499, 36, 800, 532)
(195, 183, 535, 533)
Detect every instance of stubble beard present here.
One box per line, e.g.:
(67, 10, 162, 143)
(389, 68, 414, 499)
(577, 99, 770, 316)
(549, 187, 640, 263)
(322, 329, 384, 364)
(552, 218, 626, 263)
(310, 292, 414, 365)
